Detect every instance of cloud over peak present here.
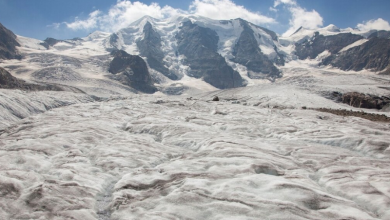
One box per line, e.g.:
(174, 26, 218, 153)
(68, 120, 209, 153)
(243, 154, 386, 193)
(357, 18, 390, 31)
(272, 0, 323, 37)
(62, 0, 275, 32)
(189, 0, 275, 24)
(53, 0, 390, 37)
(64, 1, 180, 32)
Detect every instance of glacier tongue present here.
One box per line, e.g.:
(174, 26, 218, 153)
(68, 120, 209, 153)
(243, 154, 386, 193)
(1, 88, 390, 219)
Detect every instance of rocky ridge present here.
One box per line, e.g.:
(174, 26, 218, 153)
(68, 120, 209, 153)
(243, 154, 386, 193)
(0, 67, 63, 91)
(295, 32, 364, 60)
(108, 50, 157, 94)
(2, 17, 390, 94)
(175, 20, 245, 89)
(137, 22, 177, 80)
(231, 19, 282, 79)
(0, 22, 21, 60)
(322, 37, 390, 73)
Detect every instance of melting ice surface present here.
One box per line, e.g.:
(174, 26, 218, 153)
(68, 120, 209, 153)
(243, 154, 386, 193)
(1, 81, 390, 219)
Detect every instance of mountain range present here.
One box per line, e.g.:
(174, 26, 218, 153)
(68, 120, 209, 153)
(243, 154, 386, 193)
(1, 15, 390, 95)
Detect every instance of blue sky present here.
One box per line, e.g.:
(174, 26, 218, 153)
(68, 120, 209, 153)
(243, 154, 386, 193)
(1, 0, 390, 40)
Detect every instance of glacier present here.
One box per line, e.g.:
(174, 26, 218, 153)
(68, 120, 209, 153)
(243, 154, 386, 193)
(1, 69, 390, 219)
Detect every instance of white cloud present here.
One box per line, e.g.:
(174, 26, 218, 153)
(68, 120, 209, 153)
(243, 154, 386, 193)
(65, 10, 101, 30)
(98, 1, 181, 31)
(62, 1, 180, 32)
(273, 0, 296, 7)
(189, 0, 275, 24)
(47, 23, 61, 29)
(357, 18, 390, 31)
(273, 0, 323, 36)
(269, 7, 278, 12)
(57, 0, 275, 32)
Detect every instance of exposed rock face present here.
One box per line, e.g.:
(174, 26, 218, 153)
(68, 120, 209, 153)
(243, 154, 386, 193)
(137, 22, 177, 80)
(175, 20, 245, 89)
(368, 30, 390, 39)
(341, 92, 390, 109)
(295, 32, 363, 59)
(39, 37, 83, 49)
(0, 67, 63, 91)
(106, 33, 120, 52)
(109, 34, 119, 47)
(108, 50, 156, 93)
(40, 38, 61, 49)
(0, 23, 21, 60)
(322, 37, 390, 73)
(231, 19, 282, 79)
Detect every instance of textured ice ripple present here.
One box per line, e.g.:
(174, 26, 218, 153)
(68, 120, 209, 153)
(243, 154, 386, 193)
(0, 95, 390, 219)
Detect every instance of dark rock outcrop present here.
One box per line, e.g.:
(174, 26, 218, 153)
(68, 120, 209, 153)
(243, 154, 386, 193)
(322, 37, 390, 73)
(175, 20, 244, 89)
(106, 33, 120, 51)
(0, 23, 21, 60)
(327, 91, 390, 110)
(137, 22, 177, 80)
(40, 38, 61, 49)
(108, 50, 156, 93)
(0, 67, 63, 91)
(231, 19, 282, 79)
(341, 92, 390, 109)
(295, 32, 363, 60)
(39, 37, 82, 49)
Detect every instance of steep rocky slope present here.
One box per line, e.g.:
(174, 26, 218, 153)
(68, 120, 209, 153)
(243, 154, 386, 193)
(108, 50, 156, 93)
(295, 32, 364, 59)
(231, 19, 282, 79)
(176, 20, 245, 89)
(322, 37, 390, 73)
(0, 22, 21, 60)
(136, 22, 177, 80)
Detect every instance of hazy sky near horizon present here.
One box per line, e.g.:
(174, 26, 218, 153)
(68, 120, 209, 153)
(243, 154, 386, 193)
(1, 0, 390, 40)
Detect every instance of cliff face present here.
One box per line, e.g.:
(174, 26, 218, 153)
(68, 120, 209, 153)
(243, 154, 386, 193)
(137, 22, 178, 80)
(231, 19, 282, 79)
(175, 20, 245, 89)
(322, 37, 390, 73)
(109, 50, 157, 94)
(0, 23, 21, 60)
(295, 32, 364, 60)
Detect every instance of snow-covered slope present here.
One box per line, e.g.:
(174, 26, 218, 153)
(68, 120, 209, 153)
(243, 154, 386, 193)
(0, 32, 140, 97)
(1, 17, 390, 95)
(280, 24, 373, 45)
(109, 15, 284, 85)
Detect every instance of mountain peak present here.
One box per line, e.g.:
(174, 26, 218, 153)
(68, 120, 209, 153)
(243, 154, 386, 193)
(322, 24, 340, 32)
(84, 31, 110, 41)
(290, 26, 304, 37)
